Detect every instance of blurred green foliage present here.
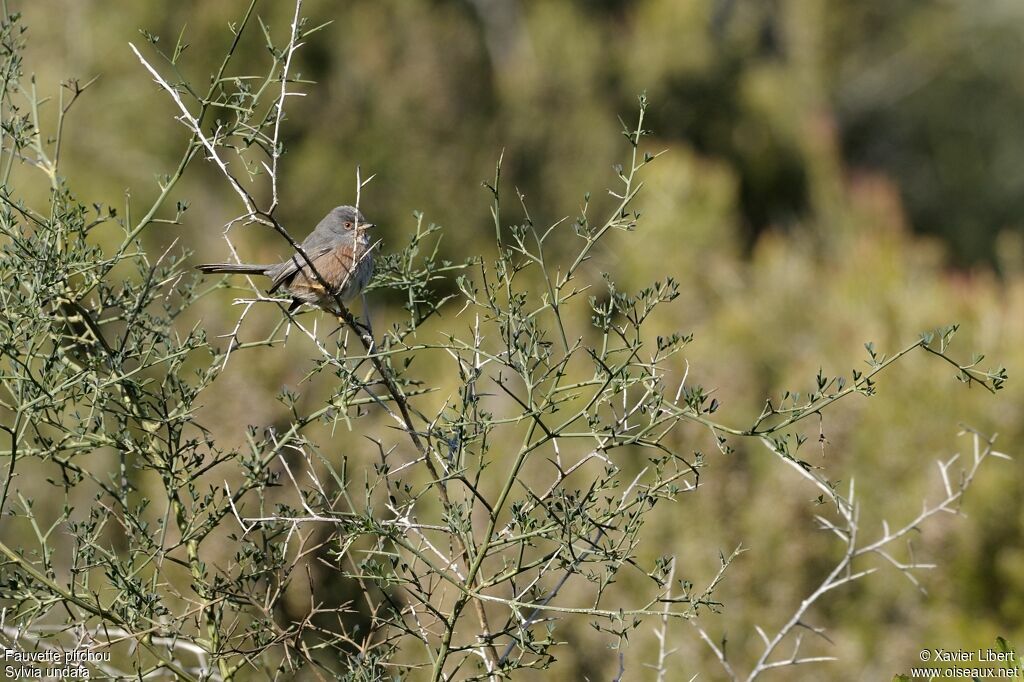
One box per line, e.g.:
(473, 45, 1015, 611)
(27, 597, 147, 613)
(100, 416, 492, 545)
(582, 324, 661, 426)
(28, 0, 1024, 265)
(8, 0, 1024, 679)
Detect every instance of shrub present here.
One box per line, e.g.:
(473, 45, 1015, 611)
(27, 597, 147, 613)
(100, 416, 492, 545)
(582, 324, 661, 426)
(0, 4, 1009, 680)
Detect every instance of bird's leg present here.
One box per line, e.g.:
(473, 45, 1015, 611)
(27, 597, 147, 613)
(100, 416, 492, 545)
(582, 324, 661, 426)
(349, 317, 375, 342)
(335, 313, 374, 349)
(360, 292, 374, 338)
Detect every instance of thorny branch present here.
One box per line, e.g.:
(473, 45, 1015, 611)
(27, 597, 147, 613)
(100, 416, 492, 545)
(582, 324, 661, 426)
(0, 3, 1009, 681)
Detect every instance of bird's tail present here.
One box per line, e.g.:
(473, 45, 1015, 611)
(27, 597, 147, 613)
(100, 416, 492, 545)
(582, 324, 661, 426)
(195, 263, 268, 276)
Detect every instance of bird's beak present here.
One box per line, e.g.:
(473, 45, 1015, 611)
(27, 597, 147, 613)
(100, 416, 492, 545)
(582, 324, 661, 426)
(360, 222, 376, 230)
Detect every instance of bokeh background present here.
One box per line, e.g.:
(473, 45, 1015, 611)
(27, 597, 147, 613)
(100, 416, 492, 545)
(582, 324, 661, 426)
(14, 0, 1024, 679)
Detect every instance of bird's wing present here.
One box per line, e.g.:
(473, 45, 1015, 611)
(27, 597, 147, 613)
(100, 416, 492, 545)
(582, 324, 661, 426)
(266, 243, 336, 293)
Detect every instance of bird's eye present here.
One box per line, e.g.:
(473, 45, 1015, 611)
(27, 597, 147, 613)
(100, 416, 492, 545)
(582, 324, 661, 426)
(344, 221, 353, 228)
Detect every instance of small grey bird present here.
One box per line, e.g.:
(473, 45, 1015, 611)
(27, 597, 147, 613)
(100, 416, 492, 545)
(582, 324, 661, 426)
(196, 206, 375, 314)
